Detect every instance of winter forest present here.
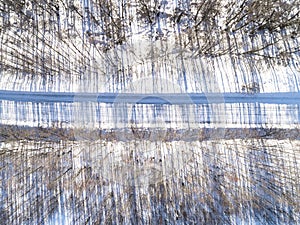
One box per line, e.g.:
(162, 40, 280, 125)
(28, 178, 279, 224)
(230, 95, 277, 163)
(0, 0, 300, 224)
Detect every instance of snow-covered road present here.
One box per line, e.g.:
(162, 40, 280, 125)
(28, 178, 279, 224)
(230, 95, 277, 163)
(1, 90, 300, 104)
(0, 90, 299, 129)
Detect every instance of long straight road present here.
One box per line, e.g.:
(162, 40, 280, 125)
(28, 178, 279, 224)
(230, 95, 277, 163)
(1, 90, 300, 104)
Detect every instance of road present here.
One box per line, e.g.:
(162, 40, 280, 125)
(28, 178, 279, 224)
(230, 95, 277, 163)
(0, 90, 300, 104)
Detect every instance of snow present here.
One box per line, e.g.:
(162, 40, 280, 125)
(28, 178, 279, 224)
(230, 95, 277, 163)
(0, 0, 299, 94)
(1, 138, 299, 224)
(0, 98, 299, 129)
(0, 1, 299, 224)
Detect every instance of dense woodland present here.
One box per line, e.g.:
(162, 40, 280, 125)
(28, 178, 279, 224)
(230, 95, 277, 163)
(0, 1, 300, 224)
(0, 0, 299, 92)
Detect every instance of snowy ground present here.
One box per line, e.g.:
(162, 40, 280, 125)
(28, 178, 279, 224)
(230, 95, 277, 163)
(0, 95, 299, 130)
(1, 138, 299, 224)
(0, 1, 299, 224)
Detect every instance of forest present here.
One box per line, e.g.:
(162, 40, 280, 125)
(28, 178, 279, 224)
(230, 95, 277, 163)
(0, 0, 299, 224)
